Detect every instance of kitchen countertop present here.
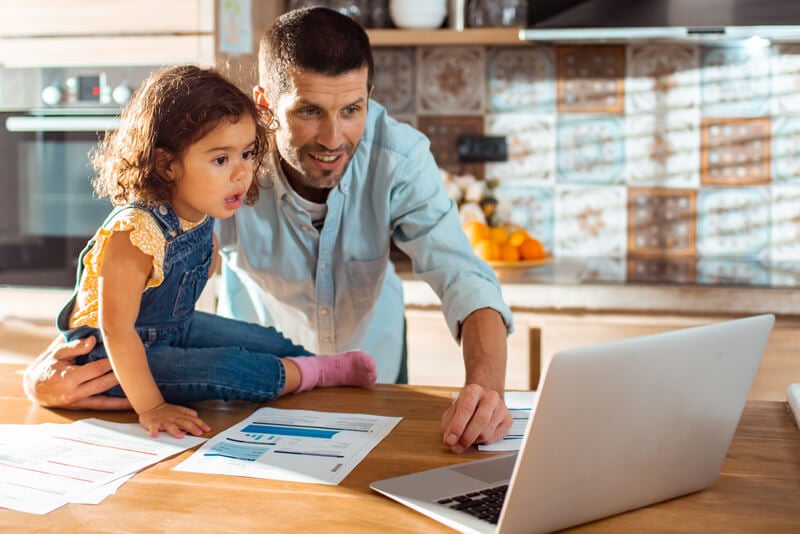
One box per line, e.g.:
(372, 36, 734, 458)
(396, 256, 800, 317)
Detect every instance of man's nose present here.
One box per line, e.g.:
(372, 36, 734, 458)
(317, 117, 343, 149)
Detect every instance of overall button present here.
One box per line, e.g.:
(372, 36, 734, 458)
(159, 205, 168, 215)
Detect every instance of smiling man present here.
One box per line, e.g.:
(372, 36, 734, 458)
(216, 7, 515, 453)
(24, 7, 515, 454)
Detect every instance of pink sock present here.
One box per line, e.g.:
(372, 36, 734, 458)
(287, 351, 377, 393)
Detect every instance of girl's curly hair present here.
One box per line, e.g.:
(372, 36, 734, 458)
(91, 65, 273, 207)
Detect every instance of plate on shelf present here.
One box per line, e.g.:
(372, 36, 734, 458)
(488, 255, 554, 269)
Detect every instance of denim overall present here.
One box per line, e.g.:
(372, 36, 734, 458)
(57, 202, 311, 404)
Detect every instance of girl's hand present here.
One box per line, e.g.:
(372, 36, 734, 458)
(139, 403, 211, 438)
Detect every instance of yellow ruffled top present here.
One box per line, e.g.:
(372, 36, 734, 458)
(69, 207, 205, 329)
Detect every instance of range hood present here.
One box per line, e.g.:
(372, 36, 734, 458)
(519, 0, 800, 43)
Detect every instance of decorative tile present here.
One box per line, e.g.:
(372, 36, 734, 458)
(579, 257, 626, 283)
(557, 45, 625, 113)
(416, 115, 484, 179)
(556, 114, 625, 185)
(700, 118, 771, 185)
(696, 258, 770, 286)
(696, 187, 770, 258)
(625, 108, 700, 187)
(701, 46, 771, 117)
(485, 113, 556, 183)
(372, 47, 415, 115)
(770, 185, 800, 260)
(492, 185, 554, 252)
(554, 185, 627, 257)
(625, 43, 700, 113)
(771, 115, 800, 183)
(627, 188, 696, 256)
(416, 46, 485, 115)
(626, 256, 696, 284)
(772, 45, 800, 114)
(769, 261, 800, 287)
(487, 46, 556, 113)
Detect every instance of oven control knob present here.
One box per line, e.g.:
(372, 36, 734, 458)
(112, 84, 133, 105)
(41, 85, 62, 106)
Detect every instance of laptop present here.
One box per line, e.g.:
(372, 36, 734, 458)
(370, 314, 775, 534)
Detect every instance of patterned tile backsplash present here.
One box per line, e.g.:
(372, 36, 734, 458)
(371, 42, 800, 280)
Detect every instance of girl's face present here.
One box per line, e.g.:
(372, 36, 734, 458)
(166, 115, 257, 222)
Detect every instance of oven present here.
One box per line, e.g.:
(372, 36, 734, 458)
(0, 66, 155, 287)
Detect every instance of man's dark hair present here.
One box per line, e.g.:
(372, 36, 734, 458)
(259, 6, 374, 100)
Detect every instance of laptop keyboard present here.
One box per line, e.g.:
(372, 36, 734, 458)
(436, 484, 508, 525)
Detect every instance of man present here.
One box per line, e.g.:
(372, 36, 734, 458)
(24, 7, 514, 454)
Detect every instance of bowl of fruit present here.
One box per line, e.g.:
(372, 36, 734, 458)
(463, 220, 551, 267)
(441, 168, 551, 267)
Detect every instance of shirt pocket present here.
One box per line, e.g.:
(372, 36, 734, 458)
(172, 263, 209, 318)
(344, 257, 387, 311)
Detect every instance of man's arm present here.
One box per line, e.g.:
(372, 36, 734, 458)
(440, 307, 512, 454)
(23, 335, 132, 410)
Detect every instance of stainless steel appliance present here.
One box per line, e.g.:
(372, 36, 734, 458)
(0, 66, 156, 287)
(520, 0, 800, 42)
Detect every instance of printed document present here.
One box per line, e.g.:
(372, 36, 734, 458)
(479, 390, 538, 452)
(174, 407, 401, 485)
(0, 419, 205, 515)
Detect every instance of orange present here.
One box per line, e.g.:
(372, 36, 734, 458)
(508, 229, 532, 248)
(462, 221, 490, 246)
(472, 238, 500, 262)
(518, 237, 547, 260)
(498, 242, 520, 262)
(489, 226, 510, 244)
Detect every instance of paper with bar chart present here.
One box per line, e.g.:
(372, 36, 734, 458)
(173, 407, 401, 484)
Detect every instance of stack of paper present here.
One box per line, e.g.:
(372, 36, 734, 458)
(0, 419, 205, 515)
(787, 383, 800, 429)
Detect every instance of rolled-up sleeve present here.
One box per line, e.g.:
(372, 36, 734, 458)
(389, 136, 514, 341)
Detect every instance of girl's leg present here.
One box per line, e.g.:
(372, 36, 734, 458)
(144, 342, 377, 404)
(184, 311, 313, 356)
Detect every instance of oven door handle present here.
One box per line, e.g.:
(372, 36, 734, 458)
(5, 115, 120, 132)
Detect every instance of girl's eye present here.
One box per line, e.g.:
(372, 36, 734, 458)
(214, 156, 228, 165)
(242, 150, 254, 160)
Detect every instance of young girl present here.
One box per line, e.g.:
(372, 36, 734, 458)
(56, 65, 376, 439)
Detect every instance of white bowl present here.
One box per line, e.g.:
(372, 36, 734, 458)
(389, 0, 447, 29)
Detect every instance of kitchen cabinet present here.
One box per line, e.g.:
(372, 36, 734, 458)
(405, 307, 800, 401)
(0, 0, 215, 67)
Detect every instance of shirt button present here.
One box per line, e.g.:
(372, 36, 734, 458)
(323, 336, 332, 343)
(301, 225, 310, 232)
(320, 308, 329, 316)
(320, 263, 327, 269)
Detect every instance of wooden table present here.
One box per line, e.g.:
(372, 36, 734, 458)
(1, 362, 799, 533)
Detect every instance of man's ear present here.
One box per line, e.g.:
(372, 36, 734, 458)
(253, 86, 270, 109)
(155, 148, 176, 180)
(368, 84, 374, 99)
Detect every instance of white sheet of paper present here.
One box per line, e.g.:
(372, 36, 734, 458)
(0, 419, 205, 515)
(468, 390, 539, 452)
(174, 407, 401, 485)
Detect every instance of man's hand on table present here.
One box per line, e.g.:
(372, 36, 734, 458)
(440, 383, 512, 454)
(23, 335, 132, 410)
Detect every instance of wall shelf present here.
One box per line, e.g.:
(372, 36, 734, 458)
(366, 27, 527, 47)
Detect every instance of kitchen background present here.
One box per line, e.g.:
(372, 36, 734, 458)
(3, 1, 800, 288)
(370, 41, 800, 286)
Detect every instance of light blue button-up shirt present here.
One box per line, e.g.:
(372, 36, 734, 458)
(216, 100, 513, 382)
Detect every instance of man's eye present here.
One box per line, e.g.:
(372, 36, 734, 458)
(299, 107, 318, 116)
(344, 106, 360, 115)
(214, 156, 228, 165)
